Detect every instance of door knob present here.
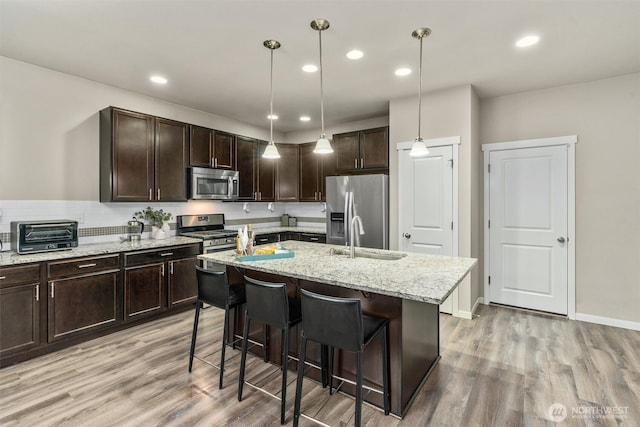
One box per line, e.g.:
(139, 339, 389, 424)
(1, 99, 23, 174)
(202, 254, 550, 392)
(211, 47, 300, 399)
(557, 236, 566, 243)
(403, 233, 411, 239)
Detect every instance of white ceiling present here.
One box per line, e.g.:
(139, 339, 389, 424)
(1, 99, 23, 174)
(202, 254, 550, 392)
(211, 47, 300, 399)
(1, 0, 639, 133)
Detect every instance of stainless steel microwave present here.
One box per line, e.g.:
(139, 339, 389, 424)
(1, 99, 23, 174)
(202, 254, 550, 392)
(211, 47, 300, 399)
(11, 220, 79, 254)
(188, 167, 239, 200)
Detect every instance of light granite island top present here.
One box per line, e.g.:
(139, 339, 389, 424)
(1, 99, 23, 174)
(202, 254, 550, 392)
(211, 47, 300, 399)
(199, 240, 476, 305)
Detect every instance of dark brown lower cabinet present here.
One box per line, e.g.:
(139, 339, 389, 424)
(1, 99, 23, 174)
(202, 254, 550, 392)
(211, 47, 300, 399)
(0, 263, 41, 357)
(167, 257, 198, 307)
(48, 270, 119, 342)
(124, 263, 164, 321)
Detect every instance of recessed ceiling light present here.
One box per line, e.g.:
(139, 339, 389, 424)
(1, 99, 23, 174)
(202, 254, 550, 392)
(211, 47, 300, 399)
(299, 116, 311, 122)
(150, 75, 168, 84)
(394, 68, 411, 77)
(267, 114, 278, 120)
(346, 49, 364, 60)
(302, 64, 318, 73)
(516, 35, 540, 48)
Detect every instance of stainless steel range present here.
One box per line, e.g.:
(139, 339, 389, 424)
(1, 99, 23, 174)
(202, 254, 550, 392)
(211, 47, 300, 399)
(177, 214, 236, 270)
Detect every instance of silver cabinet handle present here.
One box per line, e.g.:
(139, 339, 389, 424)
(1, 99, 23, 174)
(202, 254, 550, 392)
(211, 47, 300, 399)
(354, 158, 358, 168)
(403, 233, 411, 239)
(361, 158, 364, 168)
(211, 157, 215, 167)
(319, 191, 322, 199)
(557, 237, 566, 243)
(169, 261, 174, 275)
(149, 188, 153, 200)
(161, 265, 165, 277)
(50, 281, 55, 298)
(259, 192, 262, 201)
(78, 263, 97, 269)
(254, 192, 257, 200)
(160, 252, 174, 257)
(310, 237, 319, 241)
(214, 158, 218, 167)
(35, 284, 39, 301)
(0, 276, 6, 280)
(157, 188, 161, 200)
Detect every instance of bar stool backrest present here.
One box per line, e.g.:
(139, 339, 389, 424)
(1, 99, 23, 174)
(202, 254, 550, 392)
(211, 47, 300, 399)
(300, 289, 363, 352)
(244, 276, 289, 329)
(195, 265, 229, 309)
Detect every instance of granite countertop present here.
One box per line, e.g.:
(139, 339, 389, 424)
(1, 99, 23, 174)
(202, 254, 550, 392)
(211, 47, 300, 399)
(226, 226, 326, 235)
(0, 236, 202, 267)
(199, 241, 477, 305)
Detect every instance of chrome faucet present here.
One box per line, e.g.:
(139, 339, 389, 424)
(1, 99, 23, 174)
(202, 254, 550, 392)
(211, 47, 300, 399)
(350, 215, 365, 258)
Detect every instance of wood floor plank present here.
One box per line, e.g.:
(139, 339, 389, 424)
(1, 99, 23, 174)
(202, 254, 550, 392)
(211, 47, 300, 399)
(1, 304, 639, 426)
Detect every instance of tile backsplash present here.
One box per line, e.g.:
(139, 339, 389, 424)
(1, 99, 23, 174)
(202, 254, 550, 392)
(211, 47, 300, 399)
(0, 200, 326, 247)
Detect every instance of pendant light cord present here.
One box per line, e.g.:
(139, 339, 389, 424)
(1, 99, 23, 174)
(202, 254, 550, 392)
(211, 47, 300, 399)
(319, 28, 325, 136)
(269, 47, 274, 143)
(417, 35, 423, 141)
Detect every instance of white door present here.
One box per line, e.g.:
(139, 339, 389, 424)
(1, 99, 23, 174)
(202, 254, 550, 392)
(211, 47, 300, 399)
(399, 145, 455, 313)
(488, 146, 568, 314)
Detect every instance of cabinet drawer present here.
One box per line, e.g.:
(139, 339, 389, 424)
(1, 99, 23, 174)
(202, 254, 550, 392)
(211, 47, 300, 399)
(255, 233, 279, 245)
(123, 244, 200, 267)
(300, 233, 326, 243)
(48, 254, 120, 279)
(0, 264, 40, 288)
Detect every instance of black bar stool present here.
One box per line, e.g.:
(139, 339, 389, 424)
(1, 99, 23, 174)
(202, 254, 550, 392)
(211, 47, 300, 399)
(189, 266, 246, 389)
(238, 276, 302, 425)
(293, 289, 390, 427)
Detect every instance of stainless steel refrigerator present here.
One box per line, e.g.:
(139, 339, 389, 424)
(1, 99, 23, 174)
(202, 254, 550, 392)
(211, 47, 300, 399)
(325, 174, 389, 249)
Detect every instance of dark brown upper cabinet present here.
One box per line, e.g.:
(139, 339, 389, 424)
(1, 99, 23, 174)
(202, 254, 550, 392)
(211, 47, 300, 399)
(257, 141, 275, 202)
(235, 135, 258, 200)
(299, 142, 335, 202)
(189, 125, 235, 169)
(333, 126, 389, 174)
(100, 107, 188, 202)
(275, 143, 299, 202)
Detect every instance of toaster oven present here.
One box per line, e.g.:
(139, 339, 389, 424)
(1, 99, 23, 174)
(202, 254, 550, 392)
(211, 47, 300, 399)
(11, 220, 79, 254)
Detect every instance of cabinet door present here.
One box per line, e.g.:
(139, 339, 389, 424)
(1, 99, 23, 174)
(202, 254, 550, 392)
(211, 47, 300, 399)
(319, 150, 336, 201)
(155, 118, 188, 201)
(236, 136, 258, 200)
(189, 125, 213, 167)
(124, 263, 165, 321)
(298, 142, 320, 202)
(255, 233, 279, 245)
(213, 131, 235, 169)
(360, 127, 389, 170)
(0, 283, 40, 356)
(333, 131, 360, 172)
(168, 257, 198, 307)
(257, 142, 275, 201)
(276, 143, 299, 202)
(48, 271, 119, 342)
(109, 109, 155, 201)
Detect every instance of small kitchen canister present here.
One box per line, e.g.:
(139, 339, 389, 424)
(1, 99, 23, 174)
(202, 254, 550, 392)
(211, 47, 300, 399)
(281, 214, 289, 227)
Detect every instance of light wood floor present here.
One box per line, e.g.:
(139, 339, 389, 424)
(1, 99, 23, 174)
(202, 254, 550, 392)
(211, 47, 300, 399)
(1, 304, 639, 426)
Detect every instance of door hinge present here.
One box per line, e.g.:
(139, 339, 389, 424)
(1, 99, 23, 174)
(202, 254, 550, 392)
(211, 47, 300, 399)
(449, 159, 454, 168)
(488, 164, 491, 173)
(488, 276, 491, 285)
(451, 221, 454, 230)
(488, 219, 490, 229)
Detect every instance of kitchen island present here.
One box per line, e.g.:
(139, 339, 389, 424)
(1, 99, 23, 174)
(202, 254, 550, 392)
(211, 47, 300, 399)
(199, 241, 476, 416)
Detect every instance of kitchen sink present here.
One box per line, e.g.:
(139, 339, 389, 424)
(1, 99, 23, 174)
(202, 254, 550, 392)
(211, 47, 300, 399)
(329, 248, 407, 261)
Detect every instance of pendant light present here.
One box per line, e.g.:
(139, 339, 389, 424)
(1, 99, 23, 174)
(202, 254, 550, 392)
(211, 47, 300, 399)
(262, 39, 281, 159)
(311, 19, 333, 154)
(409, 28, 431, 158)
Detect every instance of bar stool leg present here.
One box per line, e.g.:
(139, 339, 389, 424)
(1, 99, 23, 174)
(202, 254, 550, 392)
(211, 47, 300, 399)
(382, 325, 390, 415)
(238, 313, 251, 401)
(188, 301, 201, 372)
(328, 346, 335, 395)
(293, 336, 307, 427)
(219, 305, 230, 389)
(355, 351, 363, 427)
(320, 344, 328, 388)
(280, 328, 289, 424)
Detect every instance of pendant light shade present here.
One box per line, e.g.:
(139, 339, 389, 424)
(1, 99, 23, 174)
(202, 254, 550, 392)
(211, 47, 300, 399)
(263, 39, 281, 159)
(409, 28, 431, 158)
(311, 19, 333, 154)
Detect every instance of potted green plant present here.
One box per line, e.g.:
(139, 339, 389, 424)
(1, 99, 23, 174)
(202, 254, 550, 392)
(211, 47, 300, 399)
(134, 207, 172, 239)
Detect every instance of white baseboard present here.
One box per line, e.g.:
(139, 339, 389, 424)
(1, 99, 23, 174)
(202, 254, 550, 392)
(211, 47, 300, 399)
(456, 297, 483, 320)
(575, 313, 640, 331)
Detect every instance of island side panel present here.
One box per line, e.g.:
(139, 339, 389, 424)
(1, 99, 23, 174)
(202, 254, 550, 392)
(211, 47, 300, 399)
(401, 299, 440, 415)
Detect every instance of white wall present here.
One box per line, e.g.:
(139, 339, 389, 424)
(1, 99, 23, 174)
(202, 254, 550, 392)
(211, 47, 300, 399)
(0, 56, 280, 201)
(480, 73, 640, 323)
(389, 85, 481, 314)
